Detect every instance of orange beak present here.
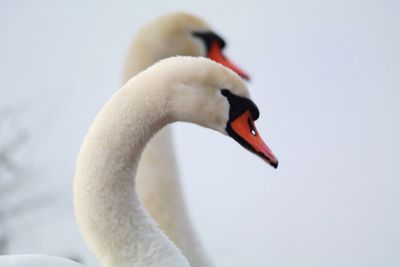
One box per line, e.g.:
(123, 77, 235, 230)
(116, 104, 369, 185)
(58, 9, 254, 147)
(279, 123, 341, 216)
(208, 42, 250, 80)
(230, 111, 278, 168)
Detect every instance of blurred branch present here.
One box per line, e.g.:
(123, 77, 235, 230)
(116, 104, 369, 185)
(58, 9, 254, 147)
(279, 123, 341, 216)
(0, 104, 69, 253)
(0, 107, 30, 253)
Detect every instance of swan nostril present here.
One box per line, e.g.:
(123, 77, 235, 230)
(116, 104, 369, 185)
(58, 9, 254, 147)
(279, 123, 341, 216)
(247, 117, 257, 136)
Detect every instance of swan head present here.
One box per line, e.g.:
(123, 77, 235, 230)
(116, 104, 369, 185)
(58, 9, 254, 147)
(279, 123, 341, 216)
(132, 12, 249, 80)
(147, 56, 278, 168)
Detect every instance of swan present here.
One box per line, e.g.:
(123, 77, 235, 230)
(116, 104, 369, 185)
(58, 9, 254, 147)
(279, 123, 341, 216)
(0, 57, 277, 267)
(0, 255, 84, 267)
(123, 13, 250, 267)
(74, 56, 277, 267)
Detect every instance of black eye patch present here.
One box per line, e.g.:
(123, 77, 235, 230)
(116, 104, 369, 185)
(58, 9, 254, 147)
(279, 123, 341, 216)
(221, 89, 261, 155)
(220, 89, 259, 121)
(192, 31, 226, 51)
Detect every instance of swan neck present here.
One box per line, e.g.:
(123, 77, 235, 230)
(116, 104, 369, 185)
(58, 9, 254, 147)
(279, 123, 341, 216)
(74, 78, 189, 267)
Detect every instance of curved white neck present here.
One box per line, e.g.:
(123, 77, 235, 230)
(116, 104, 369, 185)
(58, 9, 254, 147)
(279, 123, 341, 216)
(122, 33, 213, 267)
(73, 75, 190, 267)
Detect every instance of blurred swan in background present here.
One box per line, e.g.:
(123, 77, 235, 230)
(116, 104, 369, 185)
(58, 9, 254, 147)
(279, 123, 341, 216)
(123, 12, 250, 267)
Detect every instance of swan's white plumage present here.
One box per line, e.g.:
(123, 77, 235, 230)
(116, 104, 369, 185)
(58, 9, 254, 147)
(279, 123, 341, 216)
(123, 13, 209, 79)
(0, 255, 83, 267)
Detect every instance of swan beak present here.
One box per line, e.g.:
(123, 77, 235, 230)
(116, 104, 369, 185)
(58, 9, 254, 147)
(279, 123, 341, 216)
(208, 42, 250, 81)
(229, 111, 278, 168)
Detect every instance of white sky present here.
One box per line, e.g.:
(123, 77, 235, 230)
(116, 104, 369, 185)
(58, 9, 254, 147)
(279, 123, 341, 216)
(1, 1, 399, 266)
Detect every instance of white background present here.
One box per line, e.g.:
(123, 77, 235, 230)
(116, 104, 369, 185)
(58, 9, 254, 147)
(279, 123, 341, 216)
(1, 1, 399, 266)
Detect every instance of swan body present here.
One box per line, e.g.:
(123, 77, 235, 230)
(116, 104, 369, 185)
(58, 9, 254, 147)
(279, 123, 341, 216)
(123, 13, 249, 267)
(0, 255, 83, 267)
(1, 57, 277, 266)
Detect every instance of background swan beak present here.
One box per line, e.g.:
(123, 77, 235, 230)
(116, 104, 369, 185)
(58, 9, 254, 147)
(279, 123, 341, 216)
(208, 42, 250, 81)
(229, 111, 278, 168)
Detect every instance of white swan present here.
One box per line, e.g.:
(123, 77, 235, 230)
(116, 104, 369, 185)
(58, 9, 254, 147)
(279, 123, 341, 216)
(123, 13, 250, 267)
(0, 57, 277, 267)
(0, 255, 83, 267)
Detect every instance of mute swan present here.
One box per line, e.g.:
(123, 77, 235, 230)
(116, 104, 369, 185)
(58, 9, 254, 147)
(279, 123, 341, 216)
(0, 57, 277, 267)
(74, 57, 277, 267)
(123, 13, 250, 267)
(0, 255, 83, 267)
